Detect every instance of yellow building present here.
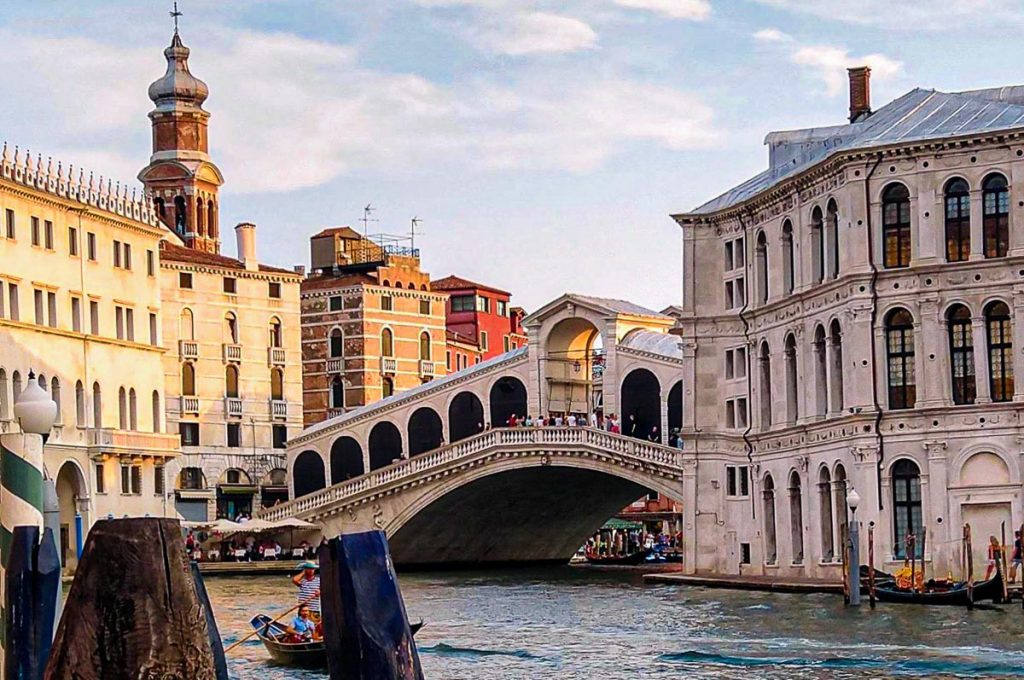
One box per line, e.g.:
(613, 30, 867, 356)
(0, 147, 180, 570)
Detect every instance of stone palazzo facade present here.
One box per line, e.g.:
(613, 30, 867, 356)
(672, 68, 1024, 579)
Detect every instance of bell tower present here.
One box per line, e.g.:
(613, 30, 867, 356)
(138, 11, 224, 253)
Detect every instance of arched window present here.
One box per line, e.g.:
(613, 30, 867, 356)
(196, 197, 205, 236)
(986, 301, 1013, 402)
(207, 201, 217, 239)
(225, 312, 238, 344)
(818, 467, 834, 561)
(0, 369, 7, 421)
(269, 318, 283, 348)
(381, 328, 394, 357)
(829, 320, 844, 412)
(983, 174, 1009, 259)
(152, 391, 161, 433)
(782, 220, 795, 294)
(833, 464, 848, 557)
(180, 308, 194, 341)
(330, 377, 345, 409)
(892, 459, 923, 558)
(826, 199, 839, 279)
(75, 380, 85, 426)
(419, 332, 431, 361)
(755, 231, 768, 305)
(225, 365, 239, 398)
(763, 474, 777, 565)
(788, 470, 804, 564)
(129, 388, 137, 430)
(882, 183, 911, 269)
(154, 197, 166, 220)
(118, 387, 127, 430)
(886, 308, 916, 409)
(813, 325, 827, 417)
(944, 178, 970, 262)
(810, 206, 824, 283)
(181, 363, 196, 396)
(92, 381, 101, 429)
(329, 328, 343, 358)
(51, 377, 61, 424)
(12, 371, 22, 405)
(758, 341, 772, 429)
(271, 368, 284, 400)
(173, 195, 187, 234)
(382, 377, 394, 398)
(38, 373, 46, 389)
(784, 333, 798, 423)
(947, 304, 975, 405)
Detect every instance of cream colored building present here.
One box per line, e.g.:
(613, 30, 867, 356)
(0, 147, 180, 570)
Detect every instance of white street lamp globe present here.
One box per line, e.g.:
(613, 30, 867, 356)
(846, 488, 861, 511)
(14, 373, 57, 435)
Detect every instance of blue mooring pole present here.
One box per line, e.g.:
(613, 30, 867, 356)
(74, 514, 83, 560)
(849, 509, 861, 606)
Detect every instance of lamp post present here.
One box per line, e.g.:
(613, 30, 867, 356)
(847, 487, 861, 607)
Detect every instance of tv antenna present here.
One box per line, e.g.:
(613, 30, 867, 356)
(410, 216, 424, 250)
(360, 204, 378, 237)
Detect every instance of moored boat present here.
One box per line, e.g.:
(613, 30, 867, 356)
(585, 550, 649, 566)
(248, 615, 426, 668)
(857, 566, 1004, 606)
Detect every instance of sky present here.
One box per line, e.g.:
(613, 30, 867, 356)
(1, 0, 1021, 311)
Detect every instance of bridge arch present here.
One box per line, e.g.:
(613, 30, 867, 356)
(489, 376, 528, 426)
(620, 367, 661, 441)
(543, 317, 602, 415)
(408, 407, 443, 456)
(448, 391, 484, 442)
(667, 379, 683, 435)
(369, 421, 403, 470)
(330, 436, 364, 484)
(293, 450, 327, 498)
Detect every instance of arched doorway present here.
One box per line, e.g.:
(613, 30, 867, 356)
(261, 468, 289, 508)
(56, 461, 87, 572)
(489, 377, 528, 427)
(330, 436, 364, 483)
(408, 408, 443, 456)
(216, 468, 255, 520)
(667, 380, 683, 435)
(293, 451, 326, 498)
(369, 422, 403, 470)
(620, 368, 661, 441)
(544, 317, 602, 415)
(448, 391, 484, 442)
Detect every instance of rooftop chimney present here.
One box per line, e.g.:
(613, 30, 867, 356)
(848, 66, 872, 123)
(234, 222, 258, 271)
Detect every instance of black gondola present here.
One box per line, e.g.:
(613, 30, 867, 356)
(248, 615, 425, 669)
(856, 566, 1004, 606)
(585, 550, 649, 566)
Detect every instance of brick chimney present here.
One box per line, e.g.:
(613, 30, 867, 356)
(848, 66, 872, 123)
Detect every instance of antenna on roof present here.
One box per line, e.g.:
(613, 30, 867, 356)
(170, 1, 182, 34)
(410, 216, 424, 250)
(360, 204, 378, 237)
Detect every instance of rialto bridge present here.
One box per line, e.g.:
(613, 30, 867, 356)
(262, 294, 699, 567)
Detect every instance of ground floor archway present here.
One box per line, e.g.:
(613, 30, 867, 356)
(56, 461, 88, 572)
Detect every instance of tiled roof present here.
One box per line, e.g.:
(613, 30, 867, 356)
(446, 329, 480, 348)
(686, 86, 1024, 216)
(569, 294, 668, 319)
(159, 242, 297, 275)
(301, 272, 378, 291)
(312, 226, 363, 239)
(431, 275, 510, 296)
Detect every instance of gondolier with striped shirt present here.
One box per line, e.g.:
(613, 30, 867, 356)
(292, 561, 321, 619)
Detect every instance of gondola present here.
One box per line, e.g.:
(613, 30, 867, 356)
(857, 566, 1005, 606)
(585, 549, 649, 566)
(248, 615, 426, 669)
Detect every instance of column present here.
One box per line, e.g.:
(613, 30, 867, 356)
(971, 316, 992, 404)
(1013, 287, 1024, 402)
(924, 440, 950, 575)
(916, 297, 945, 407)
(680, 341, 697, 431)
(913, 187, 939, 264)
(681, 456, 698, 575)
(969, 190, 985, 260)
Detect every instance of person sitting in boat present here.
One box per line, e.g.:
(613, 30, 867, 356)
(285, 605, 322, 643)
(985, 535, 1003, 580)
(292, 561, 321, 620)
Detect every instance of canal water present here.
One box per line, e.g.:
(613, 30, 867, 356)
(208, 566, 1024, 679)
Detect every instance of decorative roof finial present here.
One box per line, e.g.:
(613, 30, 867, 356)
(170, 1, 182, 35)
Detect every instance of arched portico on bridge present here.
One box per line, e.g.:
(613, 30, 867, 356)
(489, 376, 528, 426)
(448, 391, 484, 441)
(408, 407, 443, 456)
(331, 436, 364, 483)
(293, 450, 326, 498)
(369, 421, 403, 470)
(620, 368, 661, 442)
(542, 317, 603, 416)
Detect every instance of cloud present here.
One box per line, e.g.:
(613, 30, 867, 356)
(0, 28, 721, 193)
(790, 45, 901, 96)
(753, 28, 792, 43)
(466, 11, 598, 55)
(751, 0, 1020, 29)
(610, 0, 711, 20)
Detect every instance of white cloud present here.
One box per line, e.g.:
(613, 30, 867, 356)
(790, 45, 902, 96)
(752, 0, 1020, 29)
(753, 28, 792, 42)
(610, 0, 711, 20)
(467, 11, 598, 55)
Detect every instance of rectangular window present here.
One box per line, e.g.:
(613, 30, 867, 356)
(115, 306, 124, 339)
(89, 300, 99, 334)
(179, 272, 193, 289)
(113, 240, 121, 268)
(726, 465, 750, 498)
(68, 227, 79, 256)
(725, 349, 735, 380)
(223, 277, 237, 294)
(503, 335, 510, 353)
(226, 423, 241, 448)
(450, 295, 474, 312)
(131, 465, 142, 495)
(33, 289, 43, 325)
(273, 424, 287, 449)
(44, 220, 53, 250)
(95, 463, 105, 494)
(380, 295, 393, 311)
(480, 331, 488, 350)
(740, 543, 751, 565)
(7, 284, 17, 321)
(149, 313, 158, 346)
(725, 346, 746, 379)
(724, 240, 734, 270)
(329, 296, 342, 311)
(31, 217, 40, 246)
(179, 422, 200, 446)
(269, 282, 281, 299)
(146, 250, 155, 277)
(446, 351, 452, 370)
(154, 466, 165, 496)
(736, 397, 748, 428)
(87, 232, 97, 261)
(125, 308, 134, 341)
(120, 465, 130, 494)
(497, 300, 508, 317)
(734, 237, 745, 267)
(725, 400, 736, 428)
(419, 299, 430, 315)
(476, 296, 490, 313)
(725, 281, 734, 310)
(47, 291, 56, 328)
(71, 297, 82, 332)
(123, 243, 132, 270)
(5, 209, 14, 239)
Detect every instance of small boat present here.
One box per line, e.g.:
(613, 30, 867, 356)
(249, 615, 426, 669)
(585, 550, 649, 566)
(857, 567, 1005, 606)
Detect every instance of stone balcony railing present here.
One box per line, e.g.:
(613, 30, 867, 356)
(181, 396, 200, 415)
(225, 397, 243, 418)
(380, 357, 397, 375)
(179, 340, 199, 361)
(327, 407, 345, 419)
(326, 357, 343, 374)
(223, 343, 242, 363)
(270, 399, 287, 419)
(269, 347, 286, 367)
(87, 428, 180, 458)
(418, 360, 436, 378)
(260, 427, 683, 522)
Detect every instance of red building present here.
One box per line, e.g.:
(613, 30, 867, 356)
(431, 275, 528, 365)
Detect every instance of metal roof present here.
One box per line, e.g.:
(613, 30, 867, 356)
(568, 294, 669, 319)
(619, 330, 684, 360)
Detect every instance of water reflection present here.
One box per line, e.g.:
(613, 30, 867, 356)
(206, 566, 1024, 679)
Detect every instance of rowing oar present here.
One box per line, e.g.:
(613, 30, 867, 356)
(223, 589, 320, 655)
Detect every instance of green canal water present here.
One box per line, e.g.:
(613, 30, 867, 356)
(207, 567, 1024, 679)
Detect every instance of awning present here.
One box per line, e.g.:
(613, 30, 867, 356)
(601, 518, 642, 531)
(217, 484, 258, 496)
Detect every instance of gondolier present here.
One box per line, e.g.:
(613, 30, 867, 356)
(292, 561, 320, 617)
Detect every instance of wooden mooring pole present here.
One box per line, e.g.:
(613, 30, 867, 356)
(867, 524, 875, 609)
(965, 523, 974, 611)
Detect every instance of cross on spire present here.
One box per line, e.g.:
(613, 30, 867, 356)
(170, 1, 182, 34)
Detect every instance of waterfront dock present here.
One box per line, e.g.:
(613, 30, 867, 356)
(643, 571, 843, 593)
(197, 561, 301, 576)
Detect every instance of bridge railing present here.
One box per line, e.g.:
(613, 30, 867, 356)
(260, 427, 683, 522)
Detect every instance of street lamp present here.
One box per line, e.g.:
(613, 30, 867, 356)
(847, 487, 861, 606)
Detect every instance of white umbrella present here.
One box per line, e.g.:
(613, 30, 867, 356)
(270, 517, 318, 530)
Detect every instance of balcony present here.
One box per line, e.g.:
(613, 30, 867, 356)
(225, 397, 243, 418)
(181, 396, 200, 415)
(223, 343, 242, 363)
(419, 360, 436, 378)
(327, 407, 345, 419)
(179, 340, 199, 360)
(270, 399, 287, 419)
(381, 356, 397, 375)
(87, 428, 180, 459)
(269, 347, 286, 367)
(326, 357, 343, 374)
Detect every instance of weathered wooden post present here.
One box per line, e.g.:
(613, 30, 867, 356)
(5, 525, 60, 680)
(44, 518, 225, 679)
(965, 523, 974, 611)
(867, 524, 875, 609)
